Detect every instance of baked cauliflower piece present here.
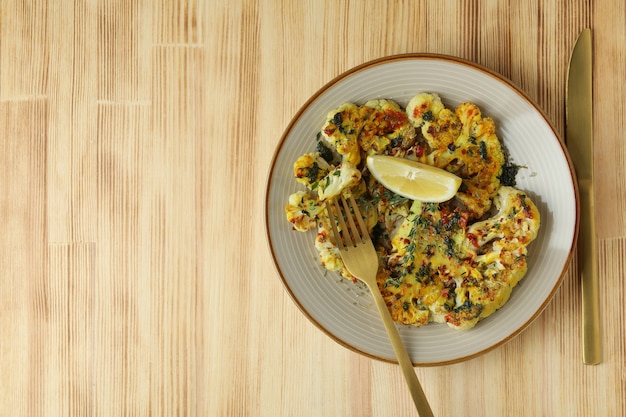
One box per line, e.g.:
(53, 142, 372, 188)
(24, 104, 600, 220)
(406, 92, 446, 127)
(293, 152, 332, 189)
(321, 103, 365, 166)
(384, 186, 540, 330)
(316, 161, 362, 201)
(285, 93, 541, 330)
(358, 99, 415, 156)
(405, 96, 506, 220)
(285, 191, 324, 232)
(465, 186, 540, 249)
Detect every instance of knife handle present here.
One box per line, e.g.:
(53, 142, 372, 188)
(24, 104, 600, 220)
(579, 185, 601, 365)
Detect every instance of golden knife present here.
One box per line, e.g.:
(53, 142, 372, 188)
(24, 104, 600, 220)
(566, 28, 601, 365)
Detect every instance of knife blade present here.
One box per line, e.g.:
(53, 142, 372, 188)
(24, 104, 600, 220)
(566, 28, 601, 365)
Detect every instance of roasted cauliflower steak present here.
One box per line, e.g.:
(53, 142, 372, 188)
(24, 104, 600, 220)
(285, 93, 540, 330)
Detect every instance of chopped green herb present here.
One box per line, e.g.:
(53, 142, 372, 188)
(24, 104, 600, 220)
(306, 162, 320, 183)
(416, 263, 432, 280)
(422, 110, 434, 122)
(499, 162, 519, 186)
(424, 202, 438, 213)
(315, 139, 335, 163)
(322, 176, 330, 190)
(443, 236, 456, 258)
(383, 189, 409, 207)
(479, 141, 490, 162)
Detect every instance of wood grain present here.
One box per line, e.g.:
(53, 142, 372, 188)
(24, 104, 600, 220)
(0, 0, 624, 416)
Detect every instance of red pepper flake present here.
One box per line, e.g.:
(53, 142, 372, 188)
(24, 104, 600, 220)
(458, 213, 468, 229)
(384, 109, 408, 129)
(467, 233, 479, 247)
(413, 103, 428, 118)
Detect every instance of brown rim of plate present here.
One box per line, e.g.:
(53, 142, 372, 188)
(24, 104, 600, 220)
(264, 52, 580, 366)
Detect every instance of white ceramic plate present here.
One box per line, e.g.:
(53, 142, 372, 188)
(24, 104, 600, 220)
(265, 54, 578, 366)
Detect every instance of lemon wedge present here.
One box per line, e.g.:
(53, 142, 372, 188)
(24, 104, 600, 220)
(366, 155, 462, 202)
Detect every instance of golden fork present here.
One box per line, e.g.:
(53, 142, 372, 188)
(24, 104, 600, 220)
(326, 195, 434, 417)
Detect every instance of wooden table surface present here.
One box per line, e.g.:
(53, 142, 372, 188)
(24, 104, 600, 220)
(1, 1, 624, 416)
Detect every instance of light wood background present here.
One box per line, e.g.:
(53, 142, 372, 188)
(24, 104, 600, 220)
(0, 1, 624, 416)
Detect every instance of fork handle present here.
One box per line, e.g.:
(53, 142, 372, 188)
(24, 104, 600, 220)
(368, 283, 435, 417)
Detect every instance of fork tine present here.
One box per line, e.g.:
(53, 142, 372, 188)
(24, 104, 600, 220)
(339, 196, 361, 247)
(347, 195, 370, 242)
(333, 197, 352, 246)
(327, 195, 369, 249)
(325, 200, 345, 249)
